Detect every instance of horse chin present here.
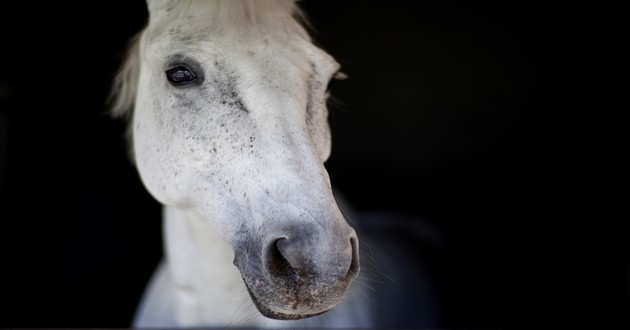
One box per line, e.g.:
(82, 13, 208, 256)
(243, 278, 329, 320)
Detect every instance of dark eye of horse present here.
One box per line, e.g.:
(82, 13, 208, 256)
(166, 66, 197, 86)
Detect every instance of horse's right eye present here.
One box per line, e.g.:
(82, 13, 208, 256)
(166, 66, 197, 86)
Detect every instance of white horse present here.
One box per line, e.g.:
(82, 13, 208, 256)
(110, 0, 438, 328)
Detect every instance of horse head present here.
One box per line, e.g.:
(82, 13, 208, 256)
(112, 0, 359, 320)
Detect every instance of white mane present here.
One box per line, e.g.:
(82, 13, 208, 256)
(109, 31, 142, 119)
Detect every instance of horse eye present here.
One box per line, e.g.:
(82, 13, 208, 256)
(166, 66, 197, 86)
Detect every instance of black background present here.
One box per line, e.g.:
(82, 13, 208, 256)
(0, 0, 627, 328)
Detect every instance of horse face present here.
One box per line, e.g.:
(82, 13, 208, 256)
(131, 0, 359, 319)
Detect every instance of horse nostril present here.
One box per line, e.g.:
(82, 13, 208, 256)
(347, 236, 360, 279)
(266, 232, 360, 281)
(268, 238, 301, 277)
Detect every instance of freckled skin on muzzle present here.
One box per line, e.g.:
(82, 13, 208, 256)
(234, 224, 360, 320)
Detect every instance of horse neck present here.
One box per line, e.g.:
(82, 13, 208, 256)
(163, 206, 262, 326)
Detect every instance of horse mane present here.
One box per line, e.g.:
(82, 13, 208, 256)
(109, 31, 142, 119)
(108, 0, 312, 119)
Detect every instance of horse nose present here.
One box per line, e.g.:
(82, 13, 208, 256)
(265, 227, 359, 281)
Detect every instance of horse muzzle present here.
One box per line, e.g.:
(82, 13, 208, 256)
(234, 223, 360, 320)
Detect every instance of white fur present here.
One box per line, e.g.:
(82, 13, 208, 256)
(111, 0, 370, 328)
